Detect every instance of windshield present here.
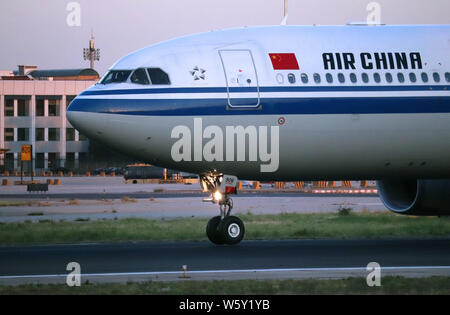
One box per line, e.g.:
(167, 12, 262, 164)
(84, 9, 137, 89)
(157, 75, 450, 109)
(100, 70, 132, 84)
(130, 68, 150, 85)
(147, 68, 171, 85)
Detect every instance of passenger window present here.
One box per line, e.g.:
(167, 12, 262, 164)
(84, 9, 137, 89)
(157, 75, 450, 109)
(147, 68, 171, 85)
(100, 70, 132, 84)
(337, 73, 345, 83)
(385, 73, 393, 83)
(361, 73, 369, 83)
(446, 72, 450, 83)
(409, 73, 417, 83)
(276, 73, 284, 84)
(300, 73, 308, 84)
(349, 73, 357, 83)
(397, 73, 405, 83)
(130, 68, 150, 85)
(421, 72, 428, 83)
(287, 73, 296, 84)
(326, 73, 333, 83)
(433, 72, 440, 83)
(373, 73, 381, 83)
(313, 73, 321, 84)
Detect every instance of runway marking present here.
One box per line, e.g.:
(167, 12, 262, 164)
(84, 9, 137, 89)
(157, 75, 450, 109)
(2, 266, 450, 280)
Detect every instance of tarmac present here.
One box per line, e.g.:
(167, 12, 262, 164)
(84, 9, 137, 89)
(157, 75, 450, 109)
(5, 176, 437, 286)
(0, 177, 385, 222)
(1, 239, 449, 285)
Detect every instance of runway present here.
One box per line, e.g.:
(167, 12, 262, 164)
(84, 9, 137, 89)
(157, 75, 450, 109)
(1, 239, 450, 285)
(0, 191, 378, 200)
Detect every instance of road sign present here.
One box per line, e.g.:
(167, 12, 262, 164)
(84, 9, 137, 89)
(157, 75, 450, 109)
(21, 145, 32, 161)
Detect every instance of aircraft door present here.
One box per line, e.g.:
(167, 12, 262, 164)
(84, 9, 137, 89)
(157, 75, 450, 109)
(219, 50, 260, 108)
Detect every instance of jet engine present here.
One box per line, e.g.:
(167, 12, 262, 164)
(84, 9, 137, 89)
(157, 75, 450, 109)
(377, 179, 450, 216)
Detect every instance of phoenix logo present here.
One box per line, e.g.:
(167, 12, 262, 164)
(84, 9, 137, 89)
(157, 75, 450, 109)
(190, 66, 206, 80)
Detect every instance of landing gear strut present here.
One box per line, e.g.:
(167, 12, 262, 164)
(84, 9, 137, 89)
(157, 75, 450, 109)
(201, 173, 245, 245)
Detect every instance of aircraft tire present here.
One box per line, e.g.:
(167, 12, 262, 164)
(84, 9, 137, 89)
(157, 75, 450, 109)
(206, 216, 225, 245)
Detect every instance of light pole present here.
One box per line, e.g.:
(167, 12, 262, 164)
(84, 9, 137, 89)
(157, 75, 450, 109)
(83, 33, 100, 69)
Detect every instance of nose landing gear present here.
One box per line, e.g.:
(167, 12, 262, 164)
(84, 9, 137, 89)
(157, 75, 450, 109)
(201, 173, 245, 245)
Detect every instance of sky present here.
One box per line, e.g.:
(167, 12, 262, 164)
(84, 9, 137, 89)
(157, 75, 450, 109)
(0, 0, 448, 75)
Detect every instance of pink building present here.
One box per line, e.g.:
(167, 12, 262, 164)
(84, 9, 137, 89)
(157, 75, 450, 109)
(0, 66, 99, 172)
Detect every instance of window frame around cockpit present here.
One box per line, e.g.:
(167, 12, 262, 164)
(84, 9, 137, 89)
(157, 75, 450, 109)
(130, 68, 151, 85)
(99, 70, 133, 84)
(99, 67, 172, 86)
(147, 68, 171, 85)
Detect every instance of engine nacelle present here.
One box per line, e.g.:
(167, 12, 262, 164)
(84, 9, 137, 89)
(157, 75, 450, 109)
(377, 179, 450, 216)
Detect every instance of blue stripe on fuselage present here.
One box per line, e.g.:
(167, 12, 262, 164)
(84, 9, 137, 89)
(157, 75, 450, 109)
(68, 95, 450, 116)
(80, 85, 449, 96)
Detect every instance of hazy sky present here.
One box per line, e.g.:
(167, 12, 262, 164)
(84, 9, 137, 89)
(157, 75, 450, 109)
(0, 0, 448, 75)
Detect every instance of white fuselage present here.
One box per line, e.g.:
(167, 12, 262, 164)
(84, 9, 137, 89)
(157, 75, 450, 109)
(67, 25, 450, 180)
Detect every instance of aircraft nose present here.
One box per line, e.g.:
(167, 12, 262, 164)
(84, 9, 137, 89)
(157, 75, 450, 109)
(66, 96, 84, 129)
(66, 96, 99, 138)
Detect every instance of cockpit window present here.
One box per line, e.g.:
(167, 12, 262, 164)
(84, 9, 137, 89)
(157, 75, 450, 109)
(100, 70, 132, 84)
(130, 68, 150, 85)
(147, 68, 171, 85)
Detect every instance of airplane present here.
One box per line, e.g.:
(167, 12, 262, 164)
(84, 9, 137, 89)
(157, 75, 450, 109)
(67, 24, 450, 245)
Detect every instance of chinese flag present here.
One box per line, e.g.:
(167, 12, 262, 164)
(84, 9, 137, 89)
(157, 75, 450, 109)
(269, 53, 299, 70)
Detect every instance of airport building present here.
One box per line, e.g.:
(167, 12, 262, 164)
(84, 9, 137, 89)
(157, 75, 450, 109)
(0, 65, 99, 172)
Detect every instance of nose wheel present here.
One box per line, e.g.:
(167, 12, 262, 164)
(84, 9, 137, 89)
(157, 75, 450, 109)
(201, 173, 245, 245)
(206, 215, 245, 245)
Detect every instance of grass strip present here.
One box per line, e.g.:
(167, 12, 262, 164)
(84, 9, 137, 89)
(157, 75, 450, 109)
(0, 212, 450, 245)
(1, 276, 450, 294)
(0, 201, 35, 207)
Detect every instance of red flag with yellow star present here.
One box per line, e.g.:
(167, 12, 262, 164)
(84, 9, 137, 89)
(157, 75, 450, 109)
(269, 53, 299, 70)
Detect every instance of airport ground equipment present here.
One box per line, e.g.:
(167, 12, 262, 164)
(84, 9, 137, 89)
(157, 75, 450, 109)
(27, 183, 48, 192)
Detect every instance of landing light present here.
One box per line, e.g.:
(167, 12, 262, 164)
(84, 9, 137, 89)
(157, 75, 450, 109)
(213, 191, 223, 202)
